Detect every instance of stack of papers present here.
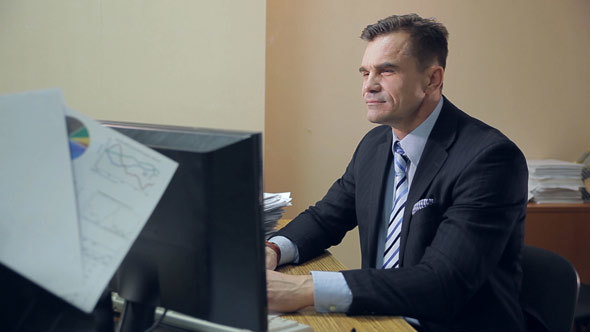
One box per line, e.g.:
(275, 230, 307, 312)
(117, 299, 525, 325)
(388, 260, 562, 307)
(263, 192, 292, 238)
(579, 151, 590, 201)
(0, 89, 178, 313)
(528, 159, 584, 203)
(583, 167, 590, 201)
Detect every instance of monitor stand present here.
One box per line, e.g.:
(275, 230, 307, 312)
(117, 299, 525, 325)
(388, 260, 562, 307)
(114, 255, 160, 332)
(117, 300, 156, 332)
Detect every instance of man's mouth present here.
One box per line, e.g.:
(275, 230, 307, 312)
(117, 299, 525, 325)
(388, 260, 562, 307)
(365, 100, 385, 105)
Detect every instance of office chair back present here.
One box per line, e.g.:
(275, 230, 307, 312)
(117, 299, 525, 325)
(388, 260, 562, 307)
(574, 283, 590, 331)
(520, 245, 580, 332)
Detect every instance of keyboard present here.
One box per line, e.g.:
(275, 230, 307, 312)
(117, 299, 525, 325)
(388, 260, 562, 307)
(267, 314, 313, 332)
(112, 293, 313, 331)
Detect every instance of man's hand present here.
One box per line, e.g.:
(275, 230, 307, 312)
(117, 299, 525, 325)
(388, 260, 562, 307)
(265, 246, 279, 270)
(266, 270, 314, 312)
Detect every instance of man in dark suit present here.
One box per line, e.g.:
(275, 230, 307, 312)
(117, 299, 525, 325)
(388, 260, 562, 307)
(265, 14, 528, 332)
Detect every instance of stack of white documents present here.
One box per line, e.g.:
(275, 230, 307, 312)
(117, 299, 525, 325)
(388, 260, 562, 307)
(528, 159, 584, 203)
(583, 167, 590, 201)
(578, 151, 590, 201)
(263, 192, 292, 238)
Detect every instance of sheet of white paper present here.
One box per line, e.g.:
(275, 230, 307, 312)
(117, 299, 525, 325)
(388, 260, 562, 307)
(0, 90, 84, 300)
(63, 107, 178, 312)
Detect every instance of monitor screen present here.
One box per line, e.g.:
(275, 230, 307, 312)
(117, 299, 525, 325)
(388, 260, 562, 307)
(103, 121, 266, 331)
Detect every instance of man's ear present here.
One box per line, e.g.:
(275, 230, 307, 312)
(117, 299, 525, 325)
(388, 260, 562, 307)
(424, 66, 444, 93)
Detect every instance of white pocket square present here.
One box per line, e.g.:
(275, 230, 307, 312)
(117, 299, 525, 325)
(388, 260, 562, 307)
(412, 198, 434, 215)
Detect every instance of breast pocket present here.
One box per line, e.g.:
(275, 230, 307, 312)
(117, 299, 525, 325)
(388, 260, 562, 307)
(404, 204, 441, 265)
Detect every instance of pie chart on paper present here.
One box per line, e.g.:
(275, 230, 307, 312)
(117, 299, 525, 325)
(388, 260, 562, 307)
(66, 116, 90, 160)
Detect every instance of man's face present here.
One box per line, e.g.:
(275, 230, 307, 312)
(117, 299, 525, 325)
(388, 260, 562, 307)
(360, 32, 430, 132)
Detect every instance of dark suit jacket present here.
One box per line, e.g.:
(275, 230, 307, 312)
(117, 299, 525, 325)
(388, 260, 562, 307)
(275, 97, 529, 332)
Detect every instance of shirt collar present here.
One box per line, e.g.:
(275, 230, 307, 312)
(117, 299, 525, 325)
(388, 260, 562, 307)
(392, 97, 444, 167)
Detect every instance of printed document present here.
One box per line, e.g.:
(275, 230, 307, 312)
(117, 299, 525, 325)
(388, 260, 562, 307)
(0, 90, 84, 301)
(63, 106, 178, 312)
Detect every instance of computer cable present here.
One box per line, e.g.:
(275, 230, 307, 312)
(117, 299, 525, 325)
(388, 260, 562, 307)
(144, 308, 168, 332)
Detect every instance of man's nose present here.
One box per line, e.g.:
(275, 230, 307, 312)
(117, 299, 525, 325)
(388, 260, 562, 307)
(362, 73, 381, 95)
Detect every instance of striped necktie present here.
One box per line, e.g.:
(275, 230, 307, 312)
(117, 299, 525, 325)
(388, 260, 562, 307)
(383, 141, 409, 269)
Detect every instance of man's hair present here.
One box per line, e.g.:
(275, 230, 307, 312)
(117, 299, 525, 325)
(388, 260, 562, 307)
(360, 14, 449, 70)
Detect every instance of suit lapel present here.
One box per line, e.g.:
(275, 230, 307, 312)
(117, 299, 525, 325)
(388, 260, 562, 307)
(364, 129, 392, 268)
(399, 97, 458, 265)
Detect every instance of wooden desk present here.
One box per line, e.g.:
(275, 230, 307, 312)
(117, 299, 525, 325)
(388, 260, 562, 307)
(524, 202, 590, 283)
(277, 251, 415, 331)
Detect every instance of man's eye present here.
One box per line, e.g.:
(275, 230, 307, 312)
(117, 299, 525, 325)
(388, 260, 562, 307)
(361, 72, 369, 77)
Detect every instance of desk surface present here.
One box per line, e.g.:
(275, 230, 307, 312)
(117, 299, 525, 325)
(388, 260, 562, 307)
(277, 250, 415, 331)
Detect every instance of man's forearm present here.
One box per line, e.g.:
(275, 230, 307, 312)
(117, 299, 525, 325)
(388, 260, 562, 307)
(266, 270, 314, 312)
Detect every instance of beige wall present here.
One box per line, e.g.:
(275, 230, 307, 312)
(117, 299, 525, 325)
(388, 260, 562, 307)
(265, 0, 590, 268)
(0, 0, 266, 132)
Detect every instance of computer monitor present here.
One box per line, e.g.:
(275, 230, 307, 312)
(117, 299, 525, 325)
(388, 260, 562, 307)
(103, 121, 267, 332)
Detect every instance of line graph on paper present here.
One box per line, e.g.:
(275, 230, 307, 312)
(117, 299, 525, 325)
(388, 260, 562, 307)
(80, 191, 136, 240)
(92, 139, 162, 195)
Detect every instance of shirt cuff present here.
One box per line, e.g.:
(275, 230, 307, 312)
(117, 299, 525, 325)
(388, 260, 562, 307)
(267, 236, 299, 265)
(310, 271, 352, 313)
